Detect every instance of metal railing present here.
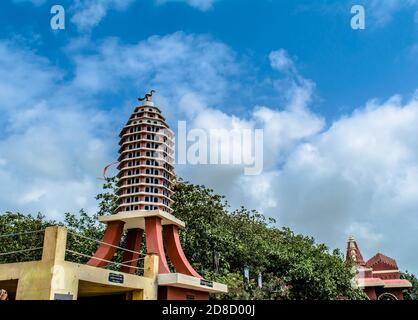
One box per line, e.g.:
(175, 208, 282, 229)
(65, 230, 146, 276)
(0, 228, 147, 276)
(0, 229, 45, 263)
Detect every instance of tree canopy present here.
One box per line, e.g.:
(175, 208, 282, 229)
(171, 180, 365, 300)
(0, 177, 370, 299)
(401, 272, 418, 300)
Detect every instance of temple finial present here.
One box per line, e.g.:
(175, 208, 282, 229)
(138, 90, 156, 102)
(346, 235, 366, 266)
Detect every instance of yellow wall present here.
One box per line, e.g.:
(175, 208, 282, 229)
(0, 226, 159, 300)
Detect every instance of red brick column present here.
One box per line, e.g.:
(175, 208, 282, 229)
(120, 228, 143, 274)
(163, 225, 202, 278)
(145, 217, 170, 274)
(87, 221, 125, 267)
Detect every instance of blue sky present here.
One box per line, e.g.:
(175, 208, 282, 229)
(1, 0, 418, 273)
(3, 0, 418, 119)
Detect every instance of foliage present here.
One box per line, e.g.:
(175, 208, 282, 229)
(0, 210, 107, 265)
(401, 271, 418, 300)
(172, 180, 365, 300)
(0, 178, 368, 299)
(95, 176, 119, 216)
(0, 212, 58, 264)
(207, 271, 291, 300)
(64, 210, 107, 265)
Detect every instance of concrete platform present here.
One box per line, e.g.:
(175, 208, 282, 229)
(0, 226, 159, 300)
(158, 273, 228, 294)
(99, 210, 185, 230)
(0, 225, 228, 300)
(0, 260, 157, 300)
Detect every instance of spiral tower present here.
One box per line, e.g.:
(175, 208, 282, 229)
(116, 93, 175, 214)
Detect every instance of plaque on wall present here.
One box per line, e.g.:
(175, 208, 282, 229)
(54, 293, 73, 300)
(108, 273, 124, 284)
(200, 279, 214, 288)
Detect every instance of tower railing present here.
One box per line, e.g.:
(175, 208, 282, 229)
(0, 229, 45, 264)
(65, 230, 146, 276)
(0, 227, 152, 277)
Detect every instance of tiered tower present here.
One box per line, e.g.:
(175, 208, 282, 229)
(0, 91, 228, 301)
(90, 92, 227, 299)
(116, 91, 175, 214)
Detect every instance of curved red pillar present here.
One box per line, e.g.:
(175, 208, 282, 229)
(163, 225, 202, 278)
(120, 228, 143, 274)
(87, 221, 125, 268)
(145, 217, 170, 274)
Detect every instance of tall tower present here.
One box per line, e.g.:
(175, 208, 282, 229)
(116, 91, 175, 214)
(346, 235, 366, 266)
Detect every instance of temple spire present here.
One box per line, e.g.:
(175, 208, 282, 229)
(138, 90, 156, 102)
(346, 235, 366, 266)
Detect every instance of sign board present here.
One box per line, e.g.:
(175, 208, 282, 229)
(108, 272, 124, 284)
(54, 293, 73, 300)
(200, 279, 214, 288)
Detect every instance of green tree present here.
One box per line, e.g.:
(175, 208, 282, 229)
(95, 176, 119, 217)
(0, 178, 365, 300)
(0, 212, 57, 264)
(63, 209, 107, 265)
(0, 210, 106, 265)
(171, 180, 365, 300)
(401, 271, 418, 300)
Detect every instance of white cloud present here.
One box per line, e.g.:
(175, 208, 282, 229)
(346, 222, 383, 243)
(68, 32, 238, 122)
(264, 95, 418, 270)
(0, 32, 238, 218)
(176, 48, 324, 213)
(156, 0, 219, 11)
(302, 0, 418, 27)
(1, 31, 417, 274)
(269, 49, 295, 73)
(196, 93, 417, 273)
(12, 0, 220, 32)
(0, 42, 61, 112)
(70, 0, 135, 32)
(69, 0, 219, 31)
(12, 0, 46, 5)
(0, 40, 114, 219)
(368, 0, 418, 26)
(172, 47, 418, 273)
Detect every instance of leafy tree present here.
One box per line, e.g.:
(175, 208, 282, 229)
(0, 210, 106, 265)
(401, 271, 418, 300)
(0, 178, 365, 299)
(171, 180, 365, 300)
(95, 176, 119, 217)
(0, 212, 57, 264)
(64, 210, 107, 265)
(204, 272, 291, 300)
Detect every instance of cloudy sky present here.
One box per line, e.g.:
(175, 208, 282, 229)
(1, 0, 418, 273)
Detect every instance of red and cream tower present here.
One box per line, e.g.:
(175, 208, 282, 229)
(117, 90, 175, 214)
(35, 91, 228, 300)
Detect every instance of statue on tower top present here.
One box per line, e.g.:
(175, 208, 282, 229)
(138, 90, 156, 102)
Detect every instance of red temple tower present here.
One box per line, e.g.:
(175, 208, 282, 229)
(346, 236, 412, 300)
(86, 91, 227, 300)
(116, 91, 175, 214)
